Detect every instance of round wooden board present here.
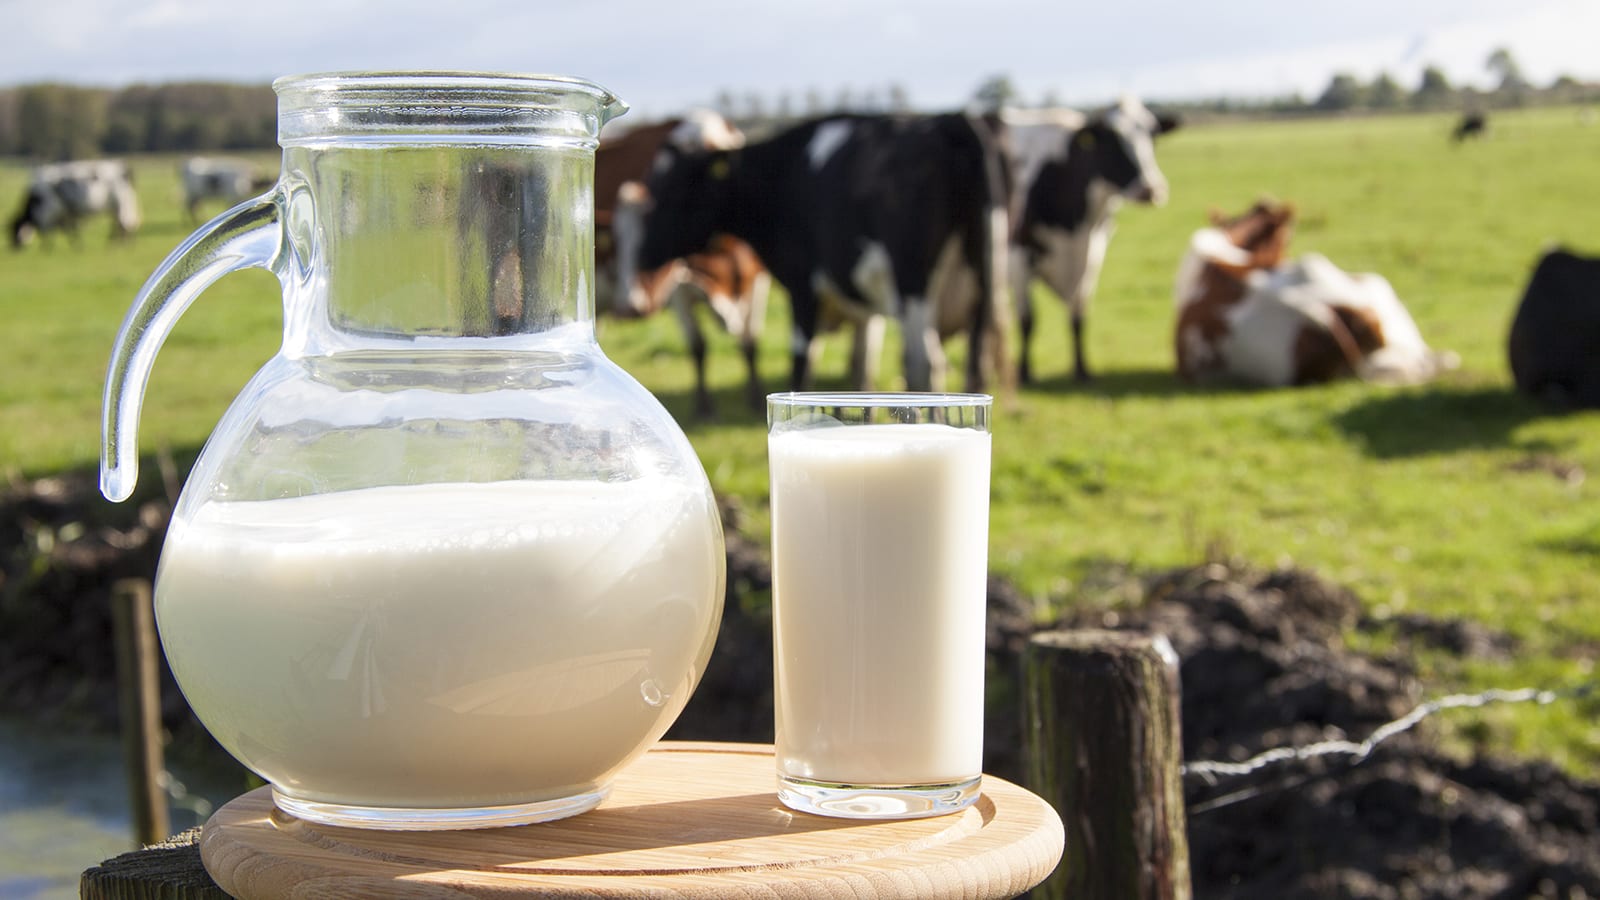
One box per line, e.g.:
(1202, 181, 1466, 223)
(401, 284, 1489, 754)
(200, 741, 1064, 898)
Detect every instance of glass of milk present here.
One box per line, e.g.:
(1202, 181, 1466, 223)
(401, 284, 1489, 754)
(767, 392, 992, 818)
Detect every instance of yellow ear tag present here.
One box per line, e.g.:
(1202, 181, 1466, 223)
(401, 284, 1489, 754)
(1075, 131, 1096, 150)
(709, 158, 732, 180)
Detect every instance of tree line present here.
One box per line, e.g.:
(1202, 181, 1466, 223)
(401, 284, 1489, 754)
(1305, 51, 1598, 114)
(0, 82, 275, 161)
(2, 47, 1595, 161)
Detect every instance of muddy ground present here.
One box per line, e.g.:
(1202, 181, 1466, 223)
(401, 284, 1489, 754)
(4, 472, 1597, 899)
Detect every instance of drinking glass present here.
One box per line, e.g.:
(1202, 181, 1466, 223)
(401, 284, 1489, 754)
(767, 392, 992, 818)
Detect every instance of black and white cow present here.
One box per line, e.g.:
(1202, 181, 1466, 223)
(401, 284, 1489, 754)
(10, 160, 140, 249)
(1002, 97, 1179, 382)
(1508, 248, 1600, 408)
(180, 156, 265, 222)
(622, 113, 1010, 393)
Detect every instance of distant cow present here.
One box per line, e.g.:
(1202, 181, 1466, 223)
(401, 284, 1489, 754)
(1453, 112, 1487, 142)
(622, 112, 1010, 394)
(597, 112, 770, 417)
(1175, 200, 1456, 386)
(180, 157, 264, 222)
(1508, 248, 1600, 408)
(1002, 97, 1179, 382)
(10, 160, 140, 249)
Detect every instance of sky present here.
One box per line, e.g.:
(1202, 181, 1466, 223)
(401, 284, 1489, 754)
(1, 0, 1597, 120)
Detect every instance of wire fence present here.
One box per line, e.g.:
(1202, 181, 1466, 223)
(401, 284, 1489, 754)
(1179, 676, 1600, 816)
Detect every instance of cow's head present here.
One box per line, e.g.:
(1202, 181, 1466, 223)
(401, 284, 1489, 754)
(610, 180, 690, 317)
(1209, 199, 1296, 269)
(1082, 96, 1179, 206)
(622, 146, 738, 283)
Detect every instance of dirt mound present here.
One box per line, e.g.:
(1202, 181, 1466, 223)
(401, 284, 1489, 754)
(3, 474, 1597, 898)
(1067, 563, 1600, 900)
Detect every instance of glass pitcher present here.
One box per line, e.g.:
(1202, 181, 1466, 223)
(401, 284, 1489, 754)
(100, 72, 726, 830)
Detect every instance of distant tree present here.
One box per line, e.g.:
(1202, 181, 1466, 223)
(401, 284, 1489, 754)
(886, 83, 911, 113)
(1487, 47, 1528, 92)
(743, 93, 765, 120)
(1413, 65, 1455, 109)
(101, 110, 146, 153)
(804, 87, 824, 116)
(0, 89, 19, 155)
(1315, 73, 1364, 111)
(971, 74, 1018, 112)
(16, 84, 107, 159)
(1546, 74, 1591, 104)
(1368, 71, 1405, 109)
(714, 89, 736, 117)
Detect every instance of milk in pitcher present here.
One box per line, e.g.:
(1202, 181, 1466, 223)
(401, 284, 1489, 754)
(155, 477, 723, 812)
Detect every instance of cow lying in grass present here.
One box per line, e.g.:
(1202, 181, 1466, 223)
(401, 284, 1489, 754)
(1174, 200, 1457, 386)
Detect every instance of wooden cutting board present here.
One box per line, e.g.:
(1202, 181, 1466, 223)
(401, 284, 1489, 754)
(200, 741, 1064, 898)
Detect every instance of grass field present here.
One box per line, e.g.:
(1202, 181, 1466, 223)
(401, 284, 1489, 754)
(3, 108, 1599, 772)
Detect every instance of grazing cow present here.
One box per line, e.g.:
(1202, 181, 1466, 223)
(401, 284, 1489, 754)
(1452, 111, 1487, 142)
(622, 112, 1010, 394)
(180, 157, 265, 222)
(597, 112, 770, 417)
(1508, 248, 1600, 408)
(1002, 97, 1179, 383)
(1175, 200, 1457, 386)
(10, 160, 140, 249)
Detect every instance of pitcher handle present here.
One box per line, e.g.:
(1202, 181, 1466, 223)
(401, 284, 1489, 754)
(101, 190, 285, 502)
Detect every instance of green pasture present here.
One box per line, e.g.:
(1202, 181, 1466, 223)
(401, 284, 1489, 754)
(3, 108, 1599, 773)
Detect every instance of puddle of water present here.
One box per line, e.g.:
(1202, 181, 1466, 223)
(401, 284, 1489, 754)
(0, 718, 248, 899)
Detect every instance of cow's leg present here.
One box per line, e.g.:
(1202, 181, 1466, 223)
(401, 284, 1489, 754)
(1070, 308, 1090, 381)
(742, 273, 770, 412)
(1069, 227, 1114, 382)
(740, 335, 763, 413)
(1012, 249, 1036, 385)
(966, 310, 990, 392)
(901, 300, 944, 392)
(672, 287, 716, 420)
(848, 314, 887, 391)
(787, 283, 822, 391)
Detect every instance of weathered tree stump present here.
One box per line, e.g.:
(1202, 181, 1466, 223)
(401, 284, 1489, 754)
(79, 827, 228, 900)
(1023, 629, 1191, 900)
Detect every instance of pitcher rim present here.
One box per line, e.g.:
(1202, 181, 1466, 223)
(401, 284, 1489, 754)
(273, 70, 622, 106)
(272, 70, 627, 144)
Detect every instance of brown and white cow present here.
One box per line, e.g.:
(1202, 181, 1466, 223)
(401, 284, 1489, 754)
(1174, 200, 1456, 386)
(10, 160, 140, 249)
(596, 111, 770, 418)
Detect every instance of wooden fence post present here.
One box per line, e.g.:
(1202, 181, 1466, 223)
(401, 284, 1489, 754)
(111, 577, 170, 846)
(1023, 629, 1191, 900)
